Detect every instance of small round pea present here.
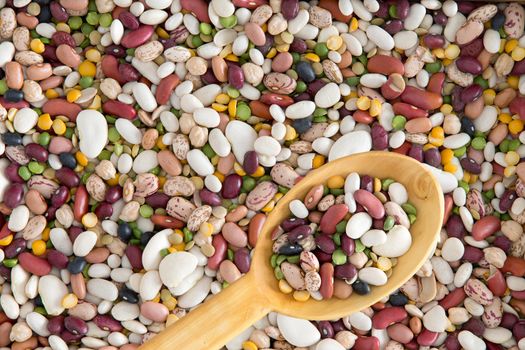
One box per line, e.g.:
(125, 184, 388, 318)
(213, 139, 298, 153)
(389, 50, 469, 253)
(108, 127, 121, 143)
(392, 115, 407, 130)
(99, 13, 113, 27)
(220, 15, 237, 28)
(471, 137, 486, 150)
(68, 16, 83, 30)
(79, 77, 93, 88)
(28, 161, 45, 174)
(86, 12, 99, 25)
(332, 249, 347, 265)
(236, 103, 251, 121)
(18, 166, 31, 181)
(38, 132, 51, 146)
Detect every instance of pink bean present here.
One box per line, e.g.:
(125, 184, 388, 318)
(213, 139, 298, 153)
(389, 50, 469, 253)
(18, 252, 52, 276)
(121, 25, 154, 48)
(207, 234, 227, 270)
(372, 307, 407, 329)
(353, 190, 385, 219)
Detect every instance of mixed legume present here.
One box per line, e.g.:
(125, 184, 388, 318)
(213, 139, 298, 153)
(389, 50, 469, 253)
(270, 174, 416, 301)
(0, 0, 525, 349)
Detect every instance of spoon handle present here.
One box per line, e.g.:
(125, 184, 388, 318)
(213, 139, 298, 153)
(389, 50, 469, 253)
(140, 271, 270, 350)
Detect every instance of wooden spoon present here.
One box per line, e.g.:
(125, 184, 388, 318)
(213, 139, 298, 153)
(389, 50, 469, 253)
(141, 152, 444, 350)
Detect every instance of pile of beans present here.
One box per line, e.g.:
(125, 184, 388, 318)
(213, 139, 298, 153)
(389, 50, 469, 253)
(270, 173, 416, 301)
(0, 0, 525, 349)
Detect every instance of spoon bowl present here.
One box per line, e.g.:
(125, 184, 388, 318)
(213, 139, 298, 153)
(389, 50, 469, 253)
(141, 152, 444, 350)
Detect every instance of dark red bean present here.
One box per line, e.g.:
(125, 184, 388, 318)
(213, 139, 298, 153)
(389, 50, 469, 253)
(118, 10, 139, 29)
(289, 38, 307, 53)
(60, 330, 83, 343)
(307, 80, 327, 97)
(55, 167, 80, 188)
(458, 1, 476, 14)
(317, 320, 334, 338)
(199, 189, 222, 206)
(462, 246, 484, 262)
(105, 44, 126, 58)
(460, 84, 483, 104)
(512, 59, 525, 75)
(446, 214, 465, 239)
(384, 19, 403, 35)
(68, 226, 83, 242)
(5, 163, 24, 183)
(92, 315, 123, 332)
(18, 252, 51, 276)
(51, 185, 69, 207)
(444, 333, 461, 350)
(222, 174, 242, 199)
(52, 31, 76, 47)
(314, 250, 332, 264)
(243, 151, 258, 175)
(46, 249, 69, 269)
(460, 157, 481, 174)
(371, 123, 388, 150)
(125, 245, 143, 271)
(227, 64, 244, 89)
(94, 202, 113, 219)
(64, 316, 88, 336)
(315, 235, 336, 254)
(408, 144, 424, 162)
(341, 235, 355, 256)
(47, 316, 65, 335)
(500, 312, 518, 329)
(144, 192, 169, 208)
(281, 218, 306, 231)
(394, 0, 409, 19)
(434, 11, 448, 25)
(105, 186, 122, 204)
(514, 321, 525, 340)
(25, 143, 49, 162)
(119, 63, 140, 82)
(50, 1, 68, 22)
(499, 190, 517, 212)
(287, 225, 312, 243)
(331, 320, 346, 333)
(462, 317, 485, 337)
(456, 56, 483, 74)
(424, 34, 445, 49)
(255, 33, 273, 56)
(424, 147, 441, 168)
(493, 235, 511, 253)
(3, 183, 24, 208)
(233, 247, 250, 273)
(461, 38, 484, 57)
(334, 262, 357, 280)
(361, 175, 374, 192)
(281, 0, 299, 20)
(4, 238, 26, 258)
(373, 217, 385, 230)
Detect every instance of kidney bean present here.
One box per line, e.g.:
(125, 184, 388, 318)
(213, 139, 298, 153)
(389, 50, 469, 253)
(460, 84, 483, 104)
(471, 215, 501, 241)
(3, 183, 24, 208)
(354, 336, 379, 350)
(281, 0, 299, 20)
(424, 34, 445, 49)
(460, 157, 481, 174)
(144, 192, 169, 208)
(260, 93, 294, 107)
(150, 214, 184, 229)
(5, 163, 24, 183)
(315, 234, 336, 254)
(121, 25, 154, 48)
(360, 175, 374, 192)
(51, 186, 69, 208)
(307, 80, 327, 97)
(427, 72, 446, 95)
(208, 234, 227, 270)
(118, 10, 139, 30)
(289, 37, 307, 53)
(444, 333, 461, 350)
(423, 148, 441, 168)
(315, 250, 333, 264)
(47, 249, 69, 269)
(222, 174, 242, 199)
(462, 317, 485, 337)
(456, 56, 483, 74)
(104, 186, 122, 204)
(64, 316, 88, 336)
(372, 307, 407, 329)
(334, 263, 357, 280)
(73, 185, 89, 221)
(500, 313, 518, 329)
(487, 267, 507, 296)
(317, 320, 334, 338)
(387, 323, 414, 344)
(103, 100, 137, 120)
(408, 144, 424, 162)
(92, 315, 122, 332)
(416, 329, 438, 346)
(319, 204, 349, 234)
(24, 143, 48, 162)
(199, 189, 222, 206)
(47, 316, 65, 335)
(18, 252, 51, 276)
(55, 167, 80, 188)
(438, 287, 466, 310)
(319, 262, 334, 299)
(502, 256, 525, 276)
(371, 123, 388, 150)
(248, 213, 265, 248)
(354, 190, 385, 219)
(287, 225, 312, 243)
(341, 235, 354, 256)
(50, 1, 68, 22)
(384, 19, 403, 35)
(233, 248, 250, 273)
(4, 238, 26, 259)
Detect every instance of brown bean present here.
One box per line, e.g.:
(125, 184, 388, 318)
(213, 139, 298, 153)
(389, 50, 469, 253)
(319, 262, 334, 299)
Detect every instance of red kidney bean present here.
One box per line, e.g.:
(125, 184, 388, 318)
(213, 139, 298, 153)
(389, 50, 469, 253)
(314, 250, 332, 264)
(68, 226, 83, 243)
(317, 320, 334, 338)
(341, 235, 354, 256)
(47, 316, 65, 335)
(105, 186, 122, 204)
(392, 102, 429, 119)
(144, 193, 169, 209)
(361, 175, 374, 192)
(101, 55, 126, 84)
(46, 249, 69, 269)
(260, 93, 294, 107)
(222, 174, 242, 199)
(439, 287, 466, 310)
(502, 256, 525, 276)
(125, 245, 143, 271)
(462, 317, 485, 337)
(471, 215, 501, 241)
(334, 262, 356, 280)
(456, 56, 483, 74)
(199, 189, 222, 206)
(233, 247, 250, 273)
(232, 0, 268, 9)
(64, 316, 88, 336)
(287, 225, 312, 243)
(248, 213, 265, 247)
(42, 99, 81, 122)
(0, 266, 10, 281)
(354, 190, 385, 219)
(18, 252, 51, 276)
(73, 185, 89, 221)
(0, 223, 11, 240)
(331, 319, 346, 333)
(3, 183, 24, 208)
(202, 68, 220, 85)
(51, 186, 70, 208)
(5, 163, 24, 183)
(372, 307, 407, 329)
(103, 100, 137, 120)
(493, 235, 511, 253)
(55, 167, 80, 188)
(281, 0, 299, 20)
(460, 84, 483, 103)
(25, 143, 48, 162)
(487, 267, 507, 296)
(354, 336, 379, 350)
(52, 31, 75, 47)
(282, 218, 307, 232)
(499, 190, 517, 212)
(0, 97, 29, 109)
(353, 110, 374, 124)
(371, 123, 388, 150)
(121, 25, 154, 48)
(105, 44, 126, 58)
(156, 74, 180, 105)
(181, 0, 211, 21)
(401, 86, 442, 111)
(92, 315, 123, 332)
(4, 238, 26, 258)
(243, 151, 259, 174)
(94, 202, 113, 219)
(319, 262, 334, 299)
(50, 1, 68, 22)
(319, 203, 349, 234)
(207, 234, 227, 270)
(416, 329, 438, 346)
(427, 72, 446, 95)
(151, 214, 184, 229)
(42, 45, 58, 63)
(423, 34, 445, 49)
(446, 214, 465, 239)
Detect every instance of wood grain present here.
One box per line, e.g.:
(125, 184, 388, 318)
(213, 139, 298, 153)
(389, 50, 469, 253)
(141, 152, 444, 350)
